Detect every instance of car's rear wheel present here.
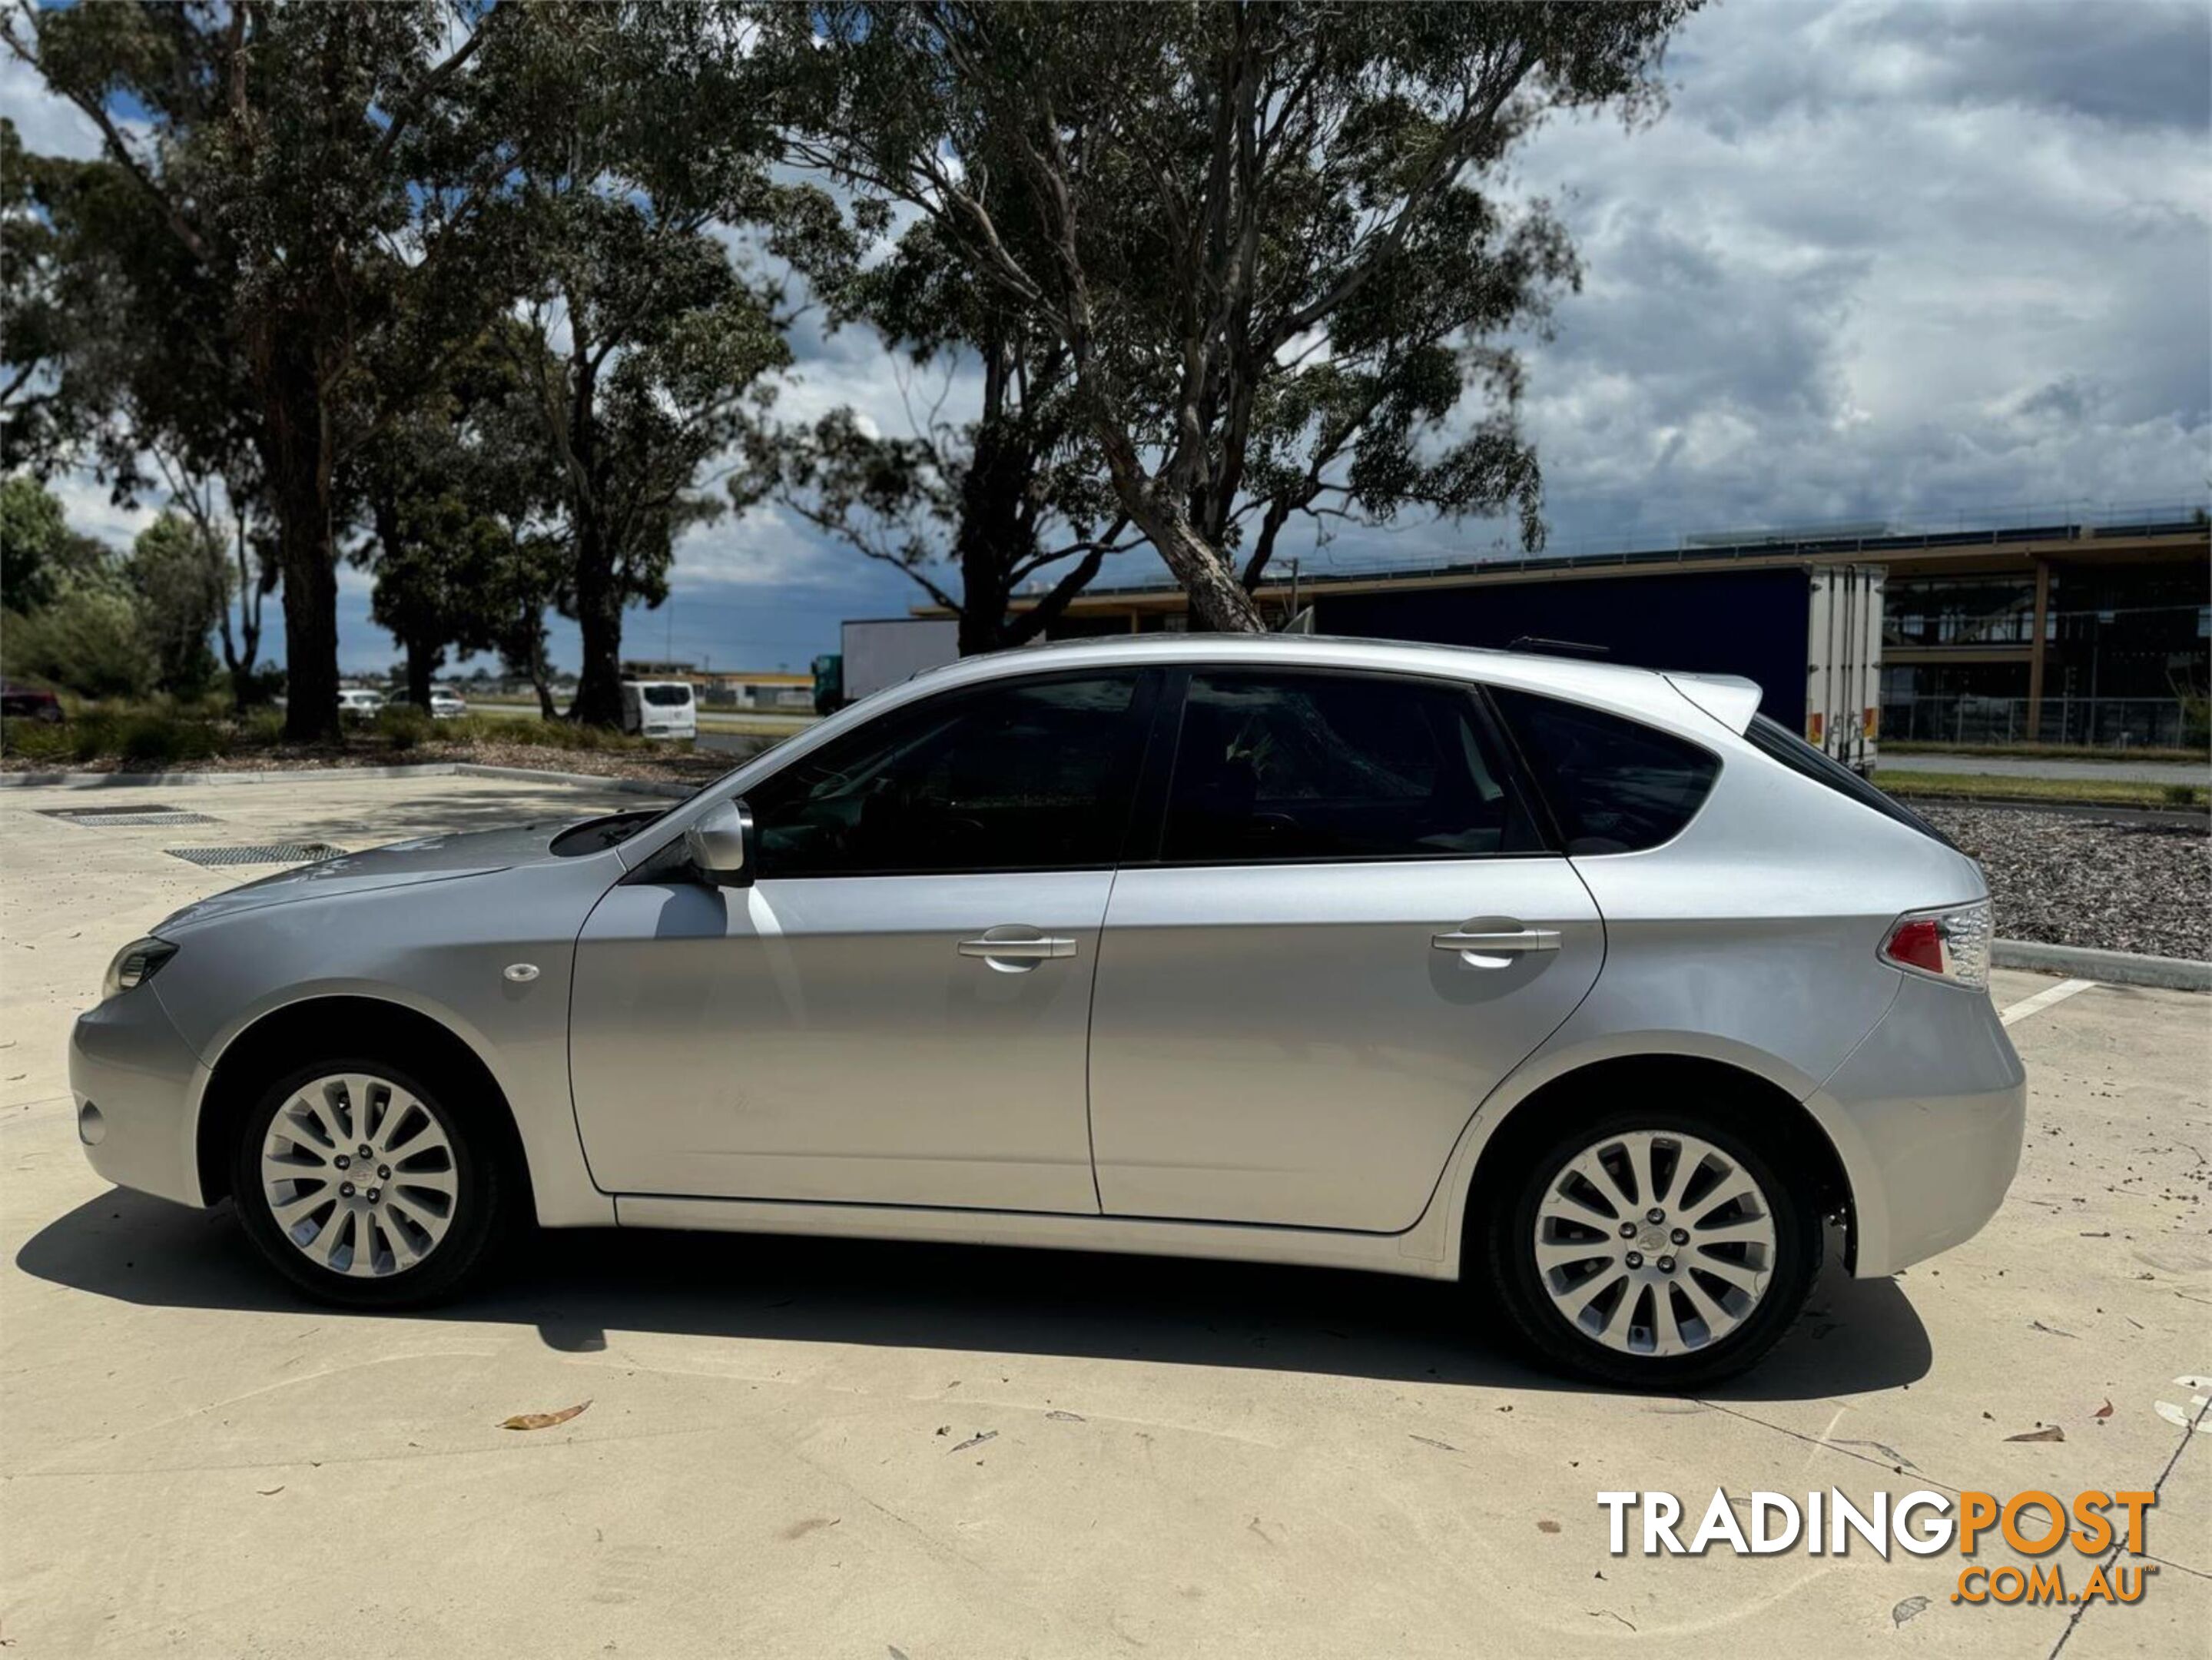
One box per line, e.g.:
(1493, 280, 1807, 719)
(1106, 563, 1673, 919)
(230, 1058, 506, 1307)
(1485, 1110, 1822, 1388)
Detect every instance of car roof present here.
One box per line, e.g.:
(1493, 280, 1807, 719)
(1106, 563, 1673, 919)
(904, 631, 1750, 737)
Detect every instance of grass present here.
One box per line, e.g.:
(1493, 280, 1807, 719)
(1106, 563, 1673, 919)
(1882, 739, 2209, 763)
(2, 700, 696, 769)
(1875, 770, 2210, 812)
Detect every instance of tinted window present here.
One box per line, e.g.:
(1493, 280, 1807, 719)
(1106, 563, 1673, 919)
(748, 672, 1145, 876)
(642, 684, 691, 706)
(1491, 688, 1719, 855)
(1162, 671, 1540, 863)
(1745, 713, 1951, 845)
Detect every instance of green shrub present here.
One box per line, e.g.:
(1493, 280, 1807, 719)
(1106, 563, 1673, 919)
(239, 709, 286, 748)
(70, 712, 117, 762)
(376, 706, 433, 752)
(2163, 783, 2201, 808)
(2, 584, 156, 699)
(0, 715, 73, 762)
(114, 712, 222, 765)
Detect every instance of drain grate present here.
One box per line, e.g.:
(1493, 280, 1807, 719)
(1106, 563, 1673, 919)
(38, 805, 220, 832)
(41, 806, 220, 828)
(164, 842, 345, 868)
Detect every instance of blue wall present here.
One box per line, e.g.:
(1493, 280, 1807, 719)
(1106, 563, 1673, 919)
(1315, 567, 1812, 726)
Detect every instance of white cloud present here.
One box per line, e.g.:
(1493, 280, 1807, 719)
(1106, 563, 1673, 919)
(0, 53, 102, 159)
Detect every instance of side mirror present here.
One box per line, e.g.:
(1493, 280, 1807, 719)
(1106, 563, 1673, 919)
(683, 798, 754, 888)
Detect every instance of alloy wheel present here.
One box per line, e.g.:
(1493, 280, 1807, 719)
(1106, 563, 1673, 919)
(258, 1072, 459, 1278)
(1530, 1129, 1778, 1358)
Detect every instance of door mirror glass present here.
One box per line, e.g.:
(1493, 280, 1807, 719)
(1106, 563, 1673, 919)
(684, 798, 754, 887)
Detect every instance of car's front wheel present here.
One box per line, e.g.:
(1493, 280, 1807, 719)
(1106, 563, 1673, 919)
(1486, 1110, 1822, 1388)
(230, 1058, 506, 1306)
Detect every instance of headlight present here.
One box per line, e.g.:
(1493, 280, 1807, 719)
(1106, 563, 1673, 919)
(102, 937, 178, 1001)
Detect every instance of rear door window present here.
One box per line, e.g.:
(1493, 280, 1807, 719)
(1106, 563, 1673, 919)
(1489, 688, 1720, 855)
(1160, 670, 1544, 863)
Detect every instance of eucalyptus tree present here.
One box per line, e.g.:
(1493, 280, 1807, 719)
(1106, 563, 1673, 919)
(768, 2, 1694, 630)
(126, 510, 230, 696)
(0, 118, 101, 475)
(353, 332, 559, 710)
(481, 2, 843, 725)
(744, 208, 1134, 656)
(4, 2, 529, 737)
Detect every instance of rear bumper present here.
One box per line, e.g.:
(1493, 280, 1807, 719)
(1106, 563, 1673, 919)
(1806, 973, 2026, 1277)
(68, 988, 207, 1209)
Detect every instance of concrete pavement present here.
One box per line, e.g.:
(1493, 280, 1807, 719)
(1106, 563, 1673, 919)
(2, 772, 2207, 1657)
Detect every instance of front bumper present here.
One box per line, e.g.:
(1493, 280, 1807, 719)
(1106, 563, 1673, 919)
(68, 986, 207, 1208)
(1808, 971, 2027, 1278)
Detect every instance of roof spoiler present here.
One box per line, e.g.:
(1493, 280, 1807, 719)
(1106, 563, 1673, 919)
(1508, 635, 1610, 660)
(1665, 672, 1763, 734)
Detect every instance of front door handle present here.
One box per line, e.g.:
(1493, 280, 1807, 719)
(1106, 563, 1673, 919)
(1431, 926, 1561, 968)
(957, 928, 1077, 971)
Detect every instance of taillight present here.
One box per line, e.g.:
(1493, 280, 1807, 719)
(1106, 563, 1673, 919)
(1879, 901, 1991, 990)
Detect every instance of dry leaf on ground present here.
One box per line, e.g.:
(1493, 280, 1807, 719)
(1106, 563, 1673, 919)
(500, 1399, 592, 1432)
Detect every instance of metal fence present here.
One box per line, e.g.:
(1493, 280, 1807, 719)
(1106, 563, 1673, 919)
(1880, 696, 2203, 749)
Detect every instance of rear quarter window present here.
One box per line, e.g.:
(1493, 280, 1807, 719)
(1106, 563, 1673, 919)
(1744, 713, 1952, 845)
(1489, 687, 1720, 855)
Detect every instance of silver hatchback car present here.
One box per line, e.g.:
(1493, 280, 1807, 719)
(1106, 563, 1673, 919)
(71, 636, 2025, 1386)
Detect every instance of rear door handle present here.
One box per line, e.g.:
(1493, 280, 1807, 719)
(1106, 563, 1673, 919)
(1431, 927, 1561, 968)
(957, 929, 1076, 970)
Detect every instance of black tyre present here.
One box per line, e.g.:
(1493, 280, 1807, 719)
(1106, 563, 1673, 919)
(1482, 1107, 1822, 1389)
(230, 1057, 507, 1308)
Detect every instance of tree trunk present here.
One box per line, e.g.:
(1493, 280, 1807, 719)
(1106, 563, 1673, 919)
(227, 513, 267, 708)
(404, 635, 437, 709)
(1129, 493, 1267, 632)
(1091, 421, 1267, 633)
(569, 520, 625, 726)
(259, 343, 342, 740)
(275, 508, 340, 741)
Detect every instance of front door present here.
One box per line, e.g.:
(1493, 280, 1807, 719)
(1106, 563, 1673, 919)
(1087, 668, 1603, 1233)
(570, 669, 1156, 1212)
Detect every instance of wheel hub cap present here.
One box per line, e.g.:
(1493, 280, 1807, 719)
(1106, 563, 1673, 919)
(260, 1073, 457, 1277)
(1532, 1130, 1779, 1358)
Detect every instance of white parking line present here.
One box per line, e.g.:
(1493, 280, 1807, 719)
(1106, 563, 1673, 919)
(1999, 977, 2099, 1027)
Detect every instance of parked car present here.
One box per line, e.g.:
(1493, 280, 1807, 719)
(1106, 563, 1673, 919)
(620, 679, 697, 741)
(68, 636, 2022, 1386)
(383, 688, 467, 719)
(1, 679, 64, 722)
(337, 689, 385, 722)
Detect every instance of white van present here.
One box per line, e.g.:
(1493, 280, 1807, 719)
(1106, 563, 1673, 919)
(620, 679, 697, 740)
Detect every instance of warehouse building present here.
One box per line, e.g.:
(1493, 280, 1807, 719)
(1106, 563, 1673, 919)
(1010, 508, 2210, 749)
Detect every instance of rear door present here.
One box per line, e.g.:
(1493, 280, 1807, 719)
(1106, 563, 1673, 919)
(1086, 668, 1603, 1233)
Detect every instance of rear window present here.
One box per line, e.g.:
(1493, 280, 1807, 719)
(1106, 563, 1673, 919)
(642, 684, 692, 706)
(1490, 688, 1720, 855)
(1744, 714, 1952, 845)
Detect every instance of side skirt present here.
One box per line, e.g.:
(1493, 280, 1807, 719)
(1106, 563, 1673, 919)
(612, 1194, 1463, 1282)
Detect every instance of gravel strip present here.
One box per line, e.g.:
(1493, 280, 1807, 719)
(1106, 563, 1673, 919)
(1919, 804, 2210, 961)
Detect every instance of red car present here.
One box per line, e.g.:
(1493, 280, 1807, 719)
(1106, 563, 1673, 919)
(0, 679, 65, 722)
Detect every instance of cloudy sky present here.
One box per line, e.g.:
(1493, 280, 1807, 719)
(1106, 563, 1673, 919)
(8, 0, 2207, 674)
